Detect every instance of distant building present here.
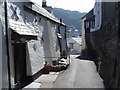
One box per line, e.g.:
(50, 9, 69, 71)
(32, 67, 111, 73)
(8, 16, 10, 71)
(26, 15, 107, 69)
(67, 27, 80, 38)
(67, 37, 82, 54)
(1, 0, 67, 89)
(81, 9, 94, 52)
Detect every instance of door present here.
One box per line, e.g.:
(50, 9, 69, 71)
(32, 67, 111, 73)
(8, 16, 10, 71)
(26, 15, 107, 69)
(13, 43, 26, 88)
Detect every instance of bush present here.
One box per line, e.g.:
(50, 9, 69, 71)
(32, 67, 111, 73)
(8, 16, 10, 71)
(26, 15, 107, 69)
(81, 48, 88, 56)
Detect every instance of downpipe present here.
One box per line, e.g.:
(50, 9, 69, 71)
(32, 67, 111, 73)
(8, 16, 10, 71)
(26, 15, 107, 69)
(4, 1, 11, 89)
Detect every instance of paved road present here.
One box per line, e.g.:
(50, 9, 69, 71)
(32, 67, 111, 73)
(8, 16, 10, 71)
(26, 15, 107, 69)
(52, 55, 104, 88)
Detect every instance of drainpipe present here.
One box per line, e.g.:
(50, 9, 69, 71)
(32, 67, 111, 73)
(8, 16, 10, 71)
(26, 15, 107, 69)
(4, 1, 11, 89)
(65, 26, 67, 52)
(58, 23, 62, 56)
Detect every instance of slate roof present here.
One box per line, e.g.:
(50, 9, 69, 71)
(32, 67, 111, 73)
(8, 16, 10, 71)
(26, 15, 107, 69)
(67, 37, 82, 45)
(25, 2, 66, 26)
(9, 19, 38, 36)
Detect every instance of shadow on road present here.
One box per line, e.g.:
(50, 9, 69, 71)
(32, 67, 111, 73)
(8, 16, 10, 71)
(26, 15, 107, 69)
(76, 55, 94, 61)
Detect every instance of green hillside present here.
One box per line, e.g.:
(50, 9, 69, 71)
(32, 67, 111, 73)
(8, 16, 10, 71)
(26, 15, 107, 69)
(53, 8, 86, 35)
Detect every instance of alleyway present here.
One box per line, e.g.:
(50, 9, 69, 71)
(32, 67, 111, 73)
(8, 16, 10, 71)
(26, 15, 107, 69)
(52, 55, 105, 88)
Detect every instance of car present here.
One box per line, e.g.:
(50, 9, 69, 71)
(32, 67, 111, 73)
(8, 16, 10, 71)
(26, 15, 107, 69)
(59, 58, 67, 65)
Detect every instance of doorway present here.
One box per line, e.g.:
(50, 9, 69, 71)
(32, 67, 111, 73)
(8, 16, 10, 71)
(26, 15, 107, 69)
(13, 43, 27, 88)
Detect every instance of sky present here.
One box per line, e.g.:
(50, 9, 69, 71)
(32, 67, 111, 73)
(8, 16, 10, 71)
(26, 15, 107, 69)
(32, 0, 95, 12)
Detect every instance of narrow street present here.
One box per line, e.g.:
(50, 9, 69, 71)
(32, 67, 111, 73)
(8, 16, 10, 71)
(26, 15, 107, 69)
(52, 55, 104, 88)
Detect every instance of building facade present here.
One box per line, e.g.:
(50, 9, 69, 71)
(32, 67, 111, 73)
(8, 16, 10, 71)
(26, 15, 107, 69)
(1, 1, 67, 89)
(67, 37, 82, 54)
(81, 9, 95, 57)
(82, 1, 120, 88)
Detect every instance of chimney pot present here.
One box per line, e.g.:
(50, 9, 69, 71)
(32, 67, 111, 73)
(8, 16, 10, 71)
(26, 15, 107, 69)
(42, 0, 47, 7)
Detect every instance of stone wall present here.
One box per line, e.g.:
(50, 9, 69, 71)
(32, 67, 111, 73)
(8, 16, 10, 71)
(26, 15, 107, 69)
(87, 2, 120, 88)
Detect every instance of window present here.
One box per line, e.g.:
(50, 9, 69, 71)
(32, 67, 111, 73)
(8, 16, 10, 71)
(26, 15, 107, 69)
(69, 43, 74, 49)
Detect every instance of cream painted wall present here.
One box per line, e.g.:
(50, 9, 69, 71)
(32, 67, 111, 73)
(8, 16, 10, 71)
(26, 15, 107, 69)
(81, 17, 87, 50)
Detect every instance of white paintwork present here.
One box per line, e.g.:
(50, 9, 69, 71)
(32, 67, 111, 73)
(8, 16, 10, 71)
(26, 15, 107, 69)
(26, 40, 44, 76)
(67, 37, 82, 54)
(94, 1, 102, 30)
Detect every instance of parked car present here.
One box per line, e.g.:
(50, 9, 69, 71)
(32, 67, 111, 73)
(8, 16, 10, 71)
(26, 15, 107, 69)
(59, 58, 67, 65)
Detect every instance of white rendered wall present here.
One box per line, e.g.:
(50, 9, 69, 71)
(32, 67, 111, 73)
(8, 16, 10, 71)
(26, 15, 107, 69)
(8, 2, 45, 76)
(94, 2, 102, 30)
(26, 40, 44, 76)
(50, 22, 60, 60)
(24, 11, 45, 76)
(47, 21, 60, 63)
(67, 38, 81, 54)
(43, 20, 53, 64)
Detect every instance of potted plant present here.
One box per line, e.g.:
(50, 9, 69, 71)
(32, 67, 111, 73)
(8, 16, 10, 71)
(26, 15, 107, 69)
(44, 61, 52, 74)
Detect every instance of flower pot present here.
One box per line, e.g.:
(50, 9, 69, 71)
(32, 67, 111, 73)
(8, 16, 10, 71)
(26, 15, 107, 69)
(44, 64, 52, 74)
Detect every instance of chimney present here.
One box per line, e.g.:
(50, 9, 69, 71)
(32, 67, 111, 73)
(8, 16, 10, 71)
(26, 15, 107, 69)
(42, 0, 47, 7)
(42, 0, 53, 14)
(60, 18, 62, 23)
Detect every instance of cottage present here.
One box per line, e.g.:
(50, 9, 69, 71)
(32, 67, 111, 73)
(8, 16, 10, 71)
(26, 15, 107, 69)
(67, 37, 82, 54)
(1, 0, 67, 89)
